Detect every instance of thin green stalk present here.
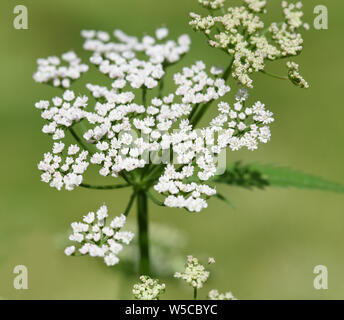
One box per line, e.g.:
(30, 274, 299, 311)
(222, 56, 235, 83)
(137, 191, 150, 275)
(261, 70, 288, 80)
(120, 172, 134, 185)
(142, 87, 147, 106)
(190, 100, 212, 127)
(147, 191, 164, 207)
(158, 78, 164, 99)
(190, 58, 234, 128)
(145, 164, 165, 184)
(194, 287, 198, 300)
(80, 183, 129, 190)
(188, 103, 200, 121)
(124, 192, 137, 217)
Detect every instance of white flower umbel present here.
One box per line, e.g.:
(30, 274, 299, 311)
(174, 255, 211, 289)
(35, 90, 88, 137)
(33, 51, 89, 88)
(199, 0, 226, 10)
(132, 275, 166, 300)
(208, 289, 238, 300)
(82, 28, 191, 89)
(65, 204, 134, 266)
(35, 59, 273, 211)
(190, 0, 309, 88)
(154, 86, 273, 212)
(38, 145, 88, 191)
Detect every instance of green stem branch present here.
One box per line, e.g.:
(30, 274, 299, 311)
(190, 100, 212, 127)
(194, 287, 198, 300)
(158, 78, 164, 99)
(261, 70, 288, 80)
(147, 191, 165, 207)
(142, 87, 147, 106)
(80, 183, 130, 190)
(124, 192, 137, 217)
(190, 57, 234, 128)
(137, 191, 150, 275)
(222, 56, 235, 83)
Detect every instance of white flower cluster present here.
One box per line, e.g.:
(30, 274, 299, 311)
(198, 0, 226, 10)
(35, 90, 88, 138)
(174, 255, 211, 289)
(34, 27, 274, 213)
(287, 61, 309, 89)
(154, 87, 273, 212)
(38, 144, 88, 190)
(175, 61, 230, 104)
(208, 289, 237, 300)
(82, 28, 190, 90)
(244, 0, 266, 13)
(64, 204, 134, 266)
(132, 276, 166, 300)
(190, 1, 308, 88)
(33, 51, 89, 88)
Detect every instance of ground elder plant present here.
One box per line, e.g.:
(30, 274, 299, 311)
(33, 0, 344, 297)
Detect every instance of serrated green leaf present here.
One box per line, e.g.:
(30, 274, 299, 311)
(213, 162, 344, 193)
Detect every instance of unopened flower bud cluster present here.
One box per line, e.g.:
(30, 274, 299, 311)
(286, 61, 309, 89)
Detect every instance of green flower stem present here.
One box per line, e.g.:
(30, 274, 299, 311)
(261, 70, 288, 80)
(124, 192, 137, 217)
(80, 183, 130, 190)
(194, 287, 198, 300)
(188, 103, 200, 121)
(191, 57, 234, 127)
(222, 56, 235, 83)
(137, 191, 150, 275)
(142, 87, 147, 106)
(158, 77, 164, 99)
(190, 100, 212, 127)
(146, 191, 165, 207)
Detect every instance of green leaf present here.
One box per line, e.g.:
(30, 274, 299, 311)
(213, 162, 344, 193)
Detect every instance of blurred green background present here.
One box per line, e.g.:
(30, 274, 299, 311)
(0, 0, 343, 299)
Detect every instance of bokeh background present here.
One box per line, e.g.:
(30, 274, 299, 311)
(0, 0, 343, 299)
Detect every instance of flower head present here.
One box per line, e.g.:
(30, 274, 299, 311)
(33, 51, 88, 88)
(208, 289, 237, 300)
(174, 255, 212, 289)
(65, 204, 134, 266)
(132, 275, 166, 300)
(190, 0, 309, 88)
(34, 27, 274, 213)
